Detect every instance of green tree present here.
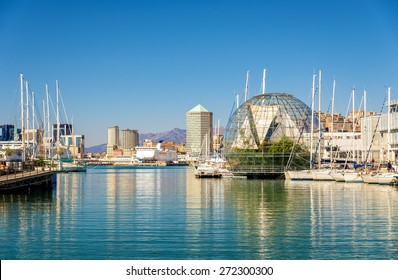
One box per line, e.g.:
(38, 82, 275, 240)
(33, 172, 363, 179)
(5, 148, 14, 158)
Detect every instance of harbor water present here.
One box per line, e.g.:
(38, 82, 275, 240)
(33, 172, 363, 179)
(1, 166, 397, 260)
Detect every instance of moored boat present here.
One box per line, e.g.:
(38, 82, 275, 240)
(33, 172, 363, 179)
(330, 169, 345, 182)
(343, 170, 363, 183)
(58, 160, 87, 173)
(194, 162, 221, 178)
(311, 169, 334, 181)
(361, 172, 379, 184)
(285, 170, 313, 181)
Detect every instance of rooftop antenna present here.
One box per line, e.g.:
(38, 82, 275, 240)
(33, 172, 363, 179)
(262, 68, 266, 95)
(245, 70, 250, 102)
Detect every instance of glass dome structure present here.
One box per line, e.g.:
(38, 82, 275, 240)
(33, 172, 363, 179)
(223, 93, 319, 176)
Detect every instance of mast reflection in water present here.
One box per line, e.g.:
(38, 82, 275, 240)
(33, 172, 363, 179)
(1, 166, 397, 259)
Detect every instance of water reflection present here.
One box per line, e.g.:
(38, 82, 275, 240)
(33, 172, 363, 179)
(1, 167, 397, 259)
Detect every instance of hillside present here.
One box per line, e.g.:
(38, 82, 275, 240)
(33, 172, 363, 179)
(139, 128, 186, 144)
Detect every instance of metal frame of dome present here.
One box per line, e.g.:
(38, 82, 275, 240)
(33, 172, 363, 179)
(224, 93, 319, 177)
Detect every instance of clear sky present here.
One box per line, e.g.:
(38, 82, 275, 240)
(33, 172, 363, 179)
(1, 0, 398, 147)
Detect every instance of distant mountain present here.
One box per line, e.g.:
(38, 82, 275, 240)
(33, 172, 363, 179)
(85, 128, 186, 154)
(139, 128, 186, 144)
(85, 143, 107, 154)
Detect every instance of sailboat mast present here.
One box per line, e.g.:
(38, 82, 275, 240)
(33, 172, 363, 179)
(46, 83, 50, 158)
(20, 74, 25, 161)
(32, 91, 35, 158)
(387, 86, 391, 162)
(25, 80, 29, 146)
(42, 99, 46, 158)
(318, 69, 322, 168)
(352, 87, 355, 163)
(363, 88, 367, 162)
(331, 79, 336, 167)
(56, 80, 60, 145)
(310, 73, 316, 168)
(245, 70, 250, 102)
(262, 68, 266, 95)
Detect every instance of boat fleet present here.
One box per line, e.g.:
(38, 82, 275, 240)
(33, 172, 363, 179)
(285, 165, 398, 185)
(285, 72, 397, 185)
(1, 74, 87, 173)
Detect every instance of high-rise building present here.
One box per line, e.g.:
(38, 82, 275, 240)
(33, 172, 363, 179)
(108, 126, 119, 146)
(0, 124, 15, 141)
(121, 129, 139, 150)
(186, 104, 213, 157)
(107, 126, 120, 156)
(53, 123, 72, 142)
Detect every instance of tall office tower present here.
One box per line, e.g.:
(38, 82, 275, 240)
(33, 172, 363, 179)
(186, 104, 213, 157)
(121, 129, 139, 150)
(107, 126, 120, 156)
(108, 126, 119, 146)
(0, 124, 15, 141)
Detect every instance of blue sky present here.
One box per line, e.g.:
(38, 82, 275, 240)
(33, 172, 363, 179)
(1, 0, 398, 146)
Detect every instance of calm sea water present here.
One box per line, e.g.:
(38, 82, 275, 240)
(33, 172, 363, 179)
(1, 166, 397, 260)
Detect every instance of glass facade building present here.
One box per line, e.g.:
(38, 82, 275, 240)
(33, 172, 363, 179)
(224, 93, 319, 176)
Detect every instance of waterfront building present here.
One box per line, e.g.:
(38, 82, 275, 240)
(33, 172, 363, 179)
(107, 126, 119, 156)
(108, 126, 119, 146)
(121, 129, 139, 150)
(0, 141, 23, 161)
(360, 98, 398, 164)
(135, 141, 178, 162)
(0, 125, 15, 141)
(53, 123, 72, 142)
(186, 104, 213, 158)
(60, 134, 85, 158)
(212, 134, 223, 153)
(224, 93, 318, 177)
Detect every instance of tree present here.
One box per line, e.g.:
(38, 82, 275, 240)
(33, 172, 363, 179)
(55, 148, 65, 158)
(5, 148, 14, 158)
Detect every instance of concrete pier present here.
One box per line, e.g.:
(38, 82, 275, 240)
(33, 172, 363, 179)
(0, 170, 55, 192)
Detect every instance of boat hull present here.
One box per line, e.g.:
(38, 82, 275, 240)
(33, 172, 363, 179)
(285, 170, 313, 181)
(361, 174, 378, 184)
(330, 170, 345, 182)
(344, 172, 363, 183)
(311, 169, 334, 181)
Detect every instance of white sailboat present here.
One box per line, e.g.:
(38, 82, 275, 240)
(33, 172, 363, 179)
(285, 72, 316, 181)
(194, 132, 220, 178)
(362, 86, 396, 184)
(54, 80, 86, 173)
(342, 87, 363, 183)
(312, 71, 334, 181)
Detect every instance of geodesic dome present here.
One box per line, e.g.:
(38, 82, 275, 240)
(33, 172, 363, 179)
(223, 93, 319, 175)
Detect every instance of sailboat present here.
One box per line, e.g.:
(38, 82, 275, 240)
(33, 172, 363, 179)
(285, 72, 317, 181)
(194, 132, 220, 178)
(325, 87, 364, 182)
(361, 86, 396, 184)
(53, 80, 86, 173)
(311, 71, 335, 181)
